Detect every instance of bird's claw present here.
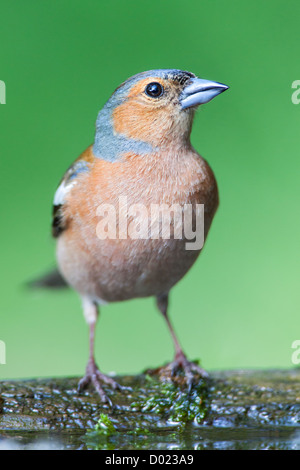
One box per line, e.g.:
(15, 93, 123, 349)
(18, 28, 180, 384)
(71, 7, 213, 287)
(171, 356, 208, 392)
(78, 359, 124, 405)
(150, 354, 209, 391)
(171, 355, 208, 378)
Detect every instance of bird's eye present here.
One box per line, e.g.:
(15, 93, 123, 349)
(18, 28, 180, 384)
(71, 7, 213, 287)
(145, 82, 164, 98)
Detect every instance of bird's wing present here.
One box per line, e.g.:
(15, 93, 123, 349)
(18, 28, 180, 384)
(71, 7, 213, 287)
(52, 149, 93, 237)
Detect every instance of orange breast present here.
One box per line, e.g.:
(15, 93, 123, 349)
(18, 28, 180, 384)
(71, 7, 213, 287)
(57, 145, 218, 301)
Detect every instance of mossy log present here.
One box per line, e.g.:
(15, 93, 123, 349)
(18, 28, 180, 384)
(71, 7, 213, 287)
(1, 369, 300, 449)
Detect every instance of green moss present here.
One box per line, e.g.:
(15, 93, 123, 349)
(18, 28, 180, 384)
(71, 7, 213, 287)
(85, 378, 209, 449)
(94, 414, 116, 436)
(84, 414, 117, 449)
(131, 378, 209, 428)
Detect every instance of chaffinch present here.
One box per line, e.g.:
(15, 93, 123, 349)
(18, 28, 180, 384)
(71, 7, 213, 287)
(51, 69, 228, 402)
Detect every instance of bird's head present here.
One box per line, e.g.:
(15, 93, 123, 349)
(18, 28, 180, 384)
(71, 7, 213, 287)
(93, 69, 228, 161)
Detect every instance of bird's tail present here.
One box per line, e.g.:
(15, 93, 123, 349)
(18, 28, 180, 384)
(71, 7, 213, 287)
(27, 268, 68, 289)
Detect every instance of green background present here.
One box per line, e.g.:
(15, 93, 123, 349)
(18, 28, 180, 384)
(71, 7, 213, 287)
(1, 0, 300, 380)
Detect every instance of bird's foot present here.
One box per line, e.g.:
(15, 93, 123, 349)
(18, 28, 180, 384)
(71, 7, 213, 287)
(149, 352, 209, 390)
(78, 358, 124, 405)
(170, 354, 209, 390)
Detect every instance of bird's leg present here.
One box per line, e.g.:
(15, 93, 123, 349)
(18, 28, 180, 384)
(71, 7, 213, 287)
(77, 298, 122, 404)
(156, 293, 208, 386)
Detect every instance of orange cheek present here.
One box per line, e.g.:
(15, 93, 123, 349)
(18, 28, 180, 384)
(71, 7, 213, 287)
(112, 77, 176, 144)
(112, 101, 166, 142)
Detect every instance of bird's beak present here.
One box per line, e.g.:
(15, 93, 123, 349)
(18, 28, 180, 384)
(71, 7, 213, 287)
(180, 78, 229, 109)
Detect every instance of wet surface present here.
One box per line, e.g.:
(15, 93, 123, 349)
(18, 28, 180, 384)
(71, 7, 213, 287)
(1, 427, 300, 450)
(1, 369, 300, 449)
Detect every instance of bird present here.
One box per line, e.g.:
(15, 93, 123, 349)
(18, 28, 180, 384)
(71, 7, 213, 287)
(50, 69, 228, 402)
